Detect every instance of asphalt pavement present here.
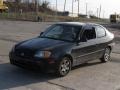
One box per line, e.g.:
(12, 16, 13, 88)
(0, 20, 120, 90)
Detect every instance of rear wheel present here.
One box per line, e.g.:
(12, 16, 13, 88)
(100, 47, 111, 62)
(56, 57, 71, 77)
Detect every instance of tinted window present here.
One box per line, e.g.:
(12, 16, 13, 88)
(82, 27, 96, 40)
(41, 24, 81, 42)
(96, 26, 106, 38)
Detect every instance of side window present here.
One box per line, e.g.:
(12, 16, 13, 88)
(82, 27, 96, 40)
(96, 26, 106, 38)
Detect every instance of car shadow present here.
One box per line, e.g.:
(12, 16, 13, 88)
(0, 61, 103, 90)
(0, 63, 57, 90)
(72, 60, 102, 70)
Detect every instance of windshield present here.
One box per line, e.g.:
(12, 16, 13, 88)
(40, 24, 81, 42)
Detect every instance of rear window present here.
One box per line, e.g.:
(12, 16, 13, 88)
(96, 26, 106, 38)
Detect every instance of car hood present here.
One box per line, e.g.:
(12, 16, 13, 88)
(16, 37, 73, 51)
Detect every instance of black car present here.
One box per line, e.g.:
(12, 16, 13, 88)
(9, 22, 115, 76)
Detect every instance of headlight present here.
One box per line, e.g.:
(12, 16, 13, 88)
(34, 51, 51, 58)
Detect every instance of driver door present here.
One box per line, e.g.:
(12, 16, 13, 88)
(72, 26, 98, 66)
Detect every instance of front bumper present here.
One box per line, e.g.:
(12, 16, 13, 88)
(9, 52, 57, 71)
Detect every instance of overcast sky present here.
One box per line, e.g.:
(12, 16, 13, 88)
(47, 0, 120, 18)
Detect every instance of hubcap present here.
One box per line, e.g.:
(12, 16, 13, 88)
(60, 59, 70, 75)
(104, 48, 110, 61)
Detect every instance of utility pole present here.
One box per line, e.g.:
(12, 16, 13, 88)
(27, 0, 29, 13)
(78, 0, 80, 16)
(35, 0, 39, 15)
(54, 0, 58, 21)
(64, 0, 66, 12)
(86, 3, 88, 16)
(99, 5, 101, 19)
(72, 0, 74, 17)
(56, 0, 58, 12)
(35, 0, 39, 21)
(97, 8, 99, 18)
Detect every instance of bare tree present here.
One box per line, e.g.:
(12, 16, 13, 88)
(14, 0, 21, 13)
(41, 1, 49, 8)
(15, 0, 21, 3)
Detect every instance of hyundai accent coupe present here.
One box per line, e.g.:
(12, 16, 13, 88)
(9, 22, 115, 76)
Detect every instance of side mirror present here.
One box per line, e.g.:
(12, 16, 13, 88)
(40, 32, 43, 36)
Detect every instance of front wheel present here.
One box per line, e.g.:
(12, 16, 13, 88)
(100, 47, 111, 62)
(56, 57, 71, 77)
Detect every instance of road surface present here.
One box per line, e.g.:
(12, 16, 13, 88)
(0, 20, 120, 90)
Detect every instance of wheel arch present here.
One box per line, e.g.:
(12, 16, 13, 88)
(63, 54, 73, 66)
(107, 43, 115, 52)
(108, 46, 112, 51)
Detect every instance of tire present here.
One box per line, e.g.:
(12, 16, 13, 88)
(100, 47, 111, 62)
(56, 57, 72, 77)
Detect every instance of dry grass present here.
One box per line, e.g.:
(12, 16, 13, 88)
(0, 12, 109, 23)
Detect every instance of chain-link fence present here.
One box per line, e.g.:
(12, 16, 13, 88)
(0, 0, 108, 23)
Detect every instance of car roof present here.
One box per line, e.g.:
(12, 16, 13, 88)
(56, 22, 101, 27)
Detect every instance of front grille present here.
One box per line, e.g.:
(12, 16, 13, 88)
(15, 48, 35, 59)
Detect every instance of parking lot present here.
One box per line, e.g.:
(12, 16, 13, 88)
(0, 20, 120, 90)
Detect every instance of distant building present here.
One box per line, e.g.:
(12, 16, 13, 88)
(110, 14, 120, 23)
(57, 11, 69, 16)
(78, 14, 90, 18)
(6, 0, 15, 2)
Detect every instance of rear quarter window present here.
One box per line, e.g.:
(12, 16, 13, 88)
(96, 26, 106, 38)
